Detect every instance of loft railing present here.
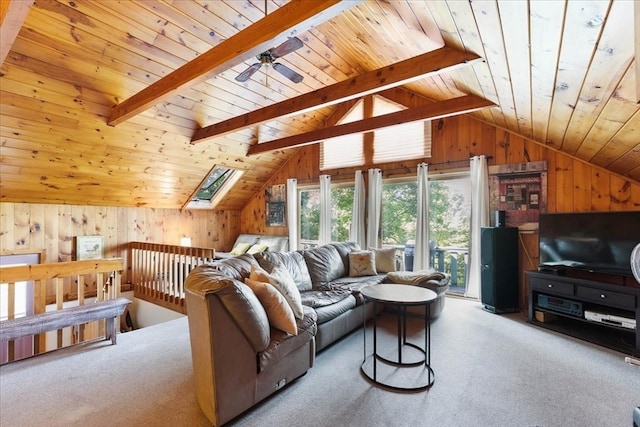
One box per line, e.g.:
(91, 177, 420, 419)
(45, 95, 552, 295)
(431, 246, 468, 290)
(0, 258, 124, 363)
(130, 242, 215, 314)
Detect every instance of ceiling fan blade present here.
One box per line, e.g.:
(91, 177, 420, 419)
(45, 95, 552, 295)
(269, 36, 303, 59)
(273, 63, 304, 83)
(235, 63, 262, 82)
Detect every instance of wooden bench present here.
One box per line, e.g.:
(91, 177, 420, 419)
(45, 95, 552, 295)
(0, 297, 131, 345)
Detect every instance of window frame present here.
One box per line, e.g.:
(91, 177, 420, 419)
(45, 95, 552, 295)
(297, 181, 355, 248)
(185, 166, 244, 210)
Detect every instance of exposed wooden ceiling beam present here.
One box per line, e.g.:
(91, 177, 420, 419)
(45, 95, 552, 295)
(192, 46, 482, 144)
(246, 94, 495, 155)
(108, 0, 362, 126)
(0, 0, 34, 67)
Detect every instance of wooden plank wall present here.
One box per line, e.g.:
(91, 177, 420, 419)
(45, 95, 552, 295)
(2, 114, 638, 306)
(241, 115, 640, 233)
(0, 205, 240, 294)
(240, 115, 640, 308)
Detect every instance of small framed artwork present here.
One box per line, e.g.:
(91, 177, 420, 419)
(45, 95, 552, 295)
(75, 235, 104, 260)
(529, 191, 540, 209)
(265, 184, 286, 227)
(267, 201, 286, 227)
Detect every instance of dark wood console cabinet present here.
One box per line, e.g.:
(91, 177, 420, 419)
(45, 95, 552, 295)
(526, 271, 639, 355)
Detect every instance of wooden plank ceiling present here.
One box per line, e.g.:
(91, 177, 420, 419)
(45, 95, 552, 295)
(1, 0, 638, 210)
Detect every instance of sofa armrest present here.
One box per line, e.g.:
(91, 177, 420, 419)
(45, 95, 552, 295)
(384, 270, 450, 295)
(185, 281, 265, 426)
(186, 265, 270, 352)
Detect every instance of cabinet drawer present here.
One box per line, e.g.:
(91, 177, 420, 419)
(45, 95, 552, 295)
(575, 286, 636, 310)
(530, 279, 574, 297)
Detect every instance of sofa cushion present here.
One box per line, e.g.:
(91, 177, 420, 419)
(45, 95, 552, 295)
(331, 275, 387, 304)
(258, 306, 317, 372)
(250, 264, 304, 320)
(213, 254, 260, 281)
(303, 244, 346, 287)
(299, 285, 352, 309)
(244, 278, 297, 335)
(258, 235, 289, 252)
(312, 294, 357, 324)
(256, 251, 312, 291)
(330, 241, 361, 273)
(348, 251, 377, 276)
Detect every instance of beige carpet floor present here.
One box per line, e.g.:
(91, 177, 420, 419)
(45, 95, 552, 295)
(1, 296, 638, 427)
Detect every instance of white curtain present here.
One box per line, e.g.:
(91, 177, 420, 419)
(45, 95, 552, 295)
(319, 175, 332, 245)
(286, 178, 298, 251)
(367, 169, 382, 248)
(413, 163, 429, 272)
(350, 170, 366, 249)
(466, 155, 490, 299)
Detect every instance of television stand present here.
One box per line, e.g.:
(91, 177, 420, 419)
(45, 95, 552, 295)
(526, 271, 639, 355)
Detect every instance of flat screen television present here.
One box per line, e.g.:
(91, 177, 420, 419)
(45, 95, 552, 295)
(538, 211, 640, 277)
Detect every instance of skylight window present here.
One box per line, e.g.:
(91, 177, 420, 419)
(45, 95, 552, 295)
(186, 166, 243, 209)
(195, 167, 234, 201)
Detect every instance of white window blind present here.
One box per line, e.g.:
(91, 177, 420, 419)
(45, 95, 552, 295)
(321, 95, 431, 170)
(320, 101, 364, 170)
(321, 133, 364, 169)
(373, 120, 431, 163)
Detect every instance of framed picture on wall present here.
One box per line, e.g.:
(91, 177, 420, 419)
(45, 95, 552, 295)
(75, 235, 104, 260)
(265, 184, 286, 227)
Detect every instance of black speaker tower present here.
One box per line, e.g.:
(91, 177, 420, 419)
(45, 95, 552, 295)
(480, 227, 519, 313)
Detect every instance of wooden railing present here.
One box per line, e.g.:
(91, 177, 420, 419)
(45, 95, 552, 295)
(130, 242, 215, 314)
(0, 258, 124, 363)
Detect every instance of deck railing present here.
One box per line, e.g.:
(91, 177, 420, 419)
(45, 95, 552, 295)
(0, 258, 124, 363)
(130, 242, 215, 314)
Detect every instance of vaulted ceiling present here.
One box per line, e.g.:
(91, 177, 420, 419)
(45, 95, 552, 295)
(1, 0, 638, 210)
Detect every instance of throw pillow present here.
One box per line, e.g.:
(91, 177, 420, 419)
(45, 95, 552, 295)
(250, 263, 304, 320)
(249, 264, 271, 282)
(244, 278, 297, 335)
(268, 263, 304, 320)
(246, 244, 268, 255)
(230, 242, 252, 255)
(348, 251, 377, 277)
(370, 247, 398, 273)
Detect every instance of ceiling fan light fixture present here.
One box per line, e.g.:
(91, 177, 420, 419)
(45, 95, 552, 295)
(235, 36, 304, 84)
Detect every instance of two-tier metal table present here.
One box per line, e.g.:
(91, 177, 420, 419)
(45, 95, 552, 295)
(360, 284, 437, 391)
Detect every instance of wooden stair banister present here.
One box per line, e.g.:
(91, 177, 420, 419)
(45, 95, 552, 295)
(0, 258, 125, 363)
(130, 242, 215, 314)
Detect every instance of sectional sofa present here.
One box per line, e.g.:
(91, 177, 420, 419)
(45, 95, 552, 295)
(184, 241, 450, 426)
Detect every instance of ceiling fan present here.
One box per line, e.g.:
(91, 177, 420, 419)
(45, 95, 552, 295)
(234, 36, 304, 84)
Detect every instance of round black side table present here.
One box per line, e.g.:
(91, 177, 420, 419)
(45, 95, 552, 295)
(360, 284, 437, 391)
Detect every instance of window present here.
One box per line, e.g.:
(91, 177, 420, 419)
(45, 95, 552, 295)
(381, 181, 417, 246)
(321, 95, 431, 170)
(195, 167, 234, 201)
(321, 104, 364, 170)
(298, 184, 354, 248)
(428, 176, 471, 250)
(1, 253, 39, 363)
(186, 166, 243, 209)
(380, 173, 470, 289)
